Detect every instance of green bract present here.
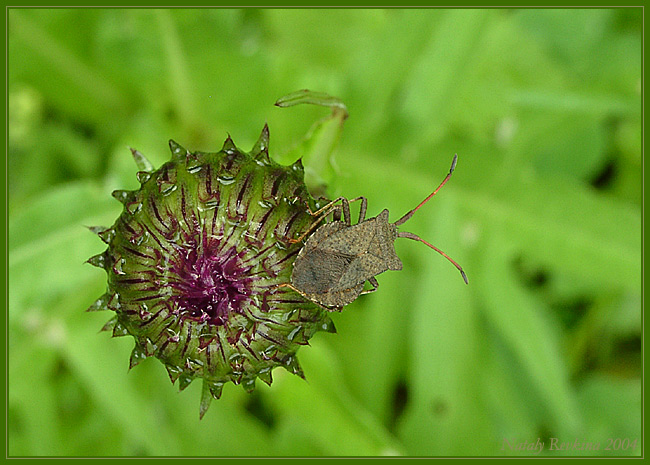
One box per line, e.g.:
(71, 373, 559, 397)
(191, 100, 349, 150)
(87, 125, 336, 418)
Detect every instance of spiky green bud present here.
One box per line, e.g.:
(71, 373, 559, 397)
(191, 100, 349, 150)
(87, 126, 336, 418)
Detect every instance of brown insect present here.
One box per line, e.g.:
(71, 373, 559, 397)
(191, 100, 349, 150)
(282, 155, 467, 310)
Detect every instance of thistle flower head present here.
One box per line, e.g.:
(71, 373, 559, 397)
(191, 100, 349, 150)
(87, 126, 335, 418)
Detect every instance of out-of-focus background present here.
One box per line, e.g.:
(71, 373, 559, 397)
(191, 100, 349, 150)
(8, 8, 641, 457)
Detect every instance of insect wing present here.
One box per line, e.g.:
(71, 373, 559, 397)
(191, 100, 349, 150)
(317, 282, 366, 308)
(292, 221, 351, 294)
(292, 248, 354, 294)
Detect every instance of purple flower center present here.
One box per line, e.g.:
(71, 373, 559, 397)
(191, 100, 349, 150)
(169, 241, 256, 326)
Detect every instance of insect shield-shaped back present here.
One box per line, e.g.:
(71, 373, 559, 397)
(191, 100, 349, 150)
(291, 209, 403, 308)
(287, 155, 467, 311)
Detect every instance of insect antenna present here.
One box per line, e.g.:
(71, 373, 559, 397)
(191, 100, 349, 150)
(394, 154, 457, 226)
(397, 231, 468, 284)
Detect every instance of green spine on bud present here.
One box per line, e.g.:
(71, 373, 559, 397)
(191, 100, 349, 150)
(87, 126, 336, 418)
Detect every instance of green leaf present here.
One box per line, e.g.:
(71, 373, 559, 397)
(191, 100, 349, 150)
(477, 236, 581, 436)
(576, 375, 641, 456)
(275, 89, 348, 114)
(396, 197, 495, 456)
(274, 90, 348, 194)
(9, 10, 129, 125)
(267, 341, 404, 456)
(9, 181, 119, 319)
(400, 9, 491, 146)
(9, 340, 63, 455)
(329, 274, 410, 425)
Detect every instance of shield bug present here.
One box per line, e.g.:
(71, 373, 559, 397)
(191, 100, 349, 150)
(282, 154, 467, 310)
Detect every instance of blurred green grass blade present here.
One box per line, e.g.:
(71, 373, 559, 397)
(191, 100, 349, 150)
(9, 343, 62, 455)
(9, 181, 119, 318)
(42, 123, 104, 179)
(9, 180, 118, 251)
(154, 10, 197, 130)
(400, 9, 490, 146)
(527, 115, 607, 180)
(396, 197, 494, 455)
(463, 174, 640, 294)
(267, 342, 403, 456)
(271, 416, 328, 455)
(329, 277, 410, 425)
(577, 375, 641, 456)
(479, 339, 541, 454)
(54, 281, 182, 455)
(478, 235, 581, 435)
(346, 10, 443, 138)
(566, 291, 640, 377)
(515, 9, 616, 67)
(9, 10, 128, 122)
(509, 89, 639, 117)
(9, 224, 103, 317)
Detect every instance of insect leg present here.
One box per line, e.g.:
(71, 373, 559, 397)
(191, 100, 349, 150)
(346, 196, 367, 223)
(274, 282, 311, 298)
(288, 198, 345, 243)
(275, 283, 341, 311)
(360, 276, 379, 295)
(305, 197, 347, 217)
(289, 197, 365, 243)
(338, 196, 368, 225)
(309, 196, 366, 222)
(340, 197, 352, 226)
(289, 211, 336, 243)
